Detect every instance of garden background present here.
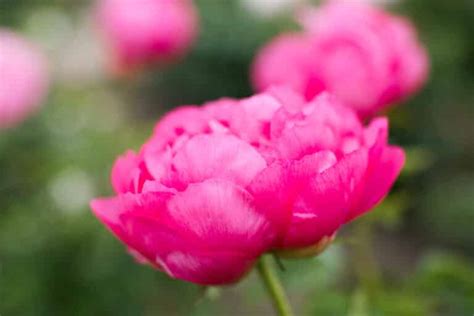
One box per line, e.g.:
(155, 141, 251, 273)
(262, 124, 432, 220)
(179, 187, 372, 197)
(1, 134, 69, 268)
(1, 0, 473, 315)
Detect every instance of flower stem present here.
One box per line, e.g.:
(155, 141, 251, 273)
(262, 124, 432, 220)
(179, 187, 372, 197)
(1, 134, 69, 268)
(352, 219, 382, 299)
(257, 255, 295, 316)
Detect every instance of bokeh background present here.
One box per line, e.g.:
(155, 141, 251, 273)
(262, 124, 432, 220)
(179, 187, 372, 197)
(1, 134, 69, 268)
(1, 0, 473, 315)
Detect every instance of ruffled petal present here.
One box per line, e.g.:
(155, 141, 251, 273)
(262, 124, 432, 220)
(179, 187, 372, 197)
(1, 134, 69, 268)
(229, 93, 282, 143)
(170, 134, 267, 188)
(110, 150, 151, 194)
(249, 150, 357, 248)
(119, 207, 259, 285)
(267, 86, 306, 113)
(155, 249, 256, 285)
(203, 97, 240, 131)
(129, 179, 273, 285)
(142, 144, 174, 180)
(150, 106, 210, 150)
(111, 150, 140, 193)
(363, 117, 388, 148)
(281, 149, 368, 248)
(90, 192, 173, 263)
(271, 93, 364, 159)
(142, 180, 177, 194)
(165, 179, 275, 254)
(347, 145, 405, 221)
(275, 121, 337, 160)
(303, 93, 363, 138)
(91, 180, 273, 285)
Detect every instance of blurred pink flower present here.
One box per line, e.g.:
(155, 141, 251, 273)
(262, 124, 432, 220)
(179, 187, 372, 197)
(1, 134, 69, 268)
(91, 88, 404, 283)
(252, 0, 429, 118)
(96, 0, 199, 74)
(0, 30, 49, 129)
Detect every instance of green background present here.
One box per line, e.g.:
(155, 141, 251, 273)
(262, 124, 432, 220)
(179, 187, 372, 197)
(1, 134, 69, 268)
(1, 0, 473, 315)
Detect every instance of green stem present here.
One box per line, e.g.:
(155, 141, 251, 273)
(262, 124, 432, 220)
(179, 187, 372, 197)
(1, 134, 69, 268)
(257, 255, 295, 316)
(352, 219, 382, 299)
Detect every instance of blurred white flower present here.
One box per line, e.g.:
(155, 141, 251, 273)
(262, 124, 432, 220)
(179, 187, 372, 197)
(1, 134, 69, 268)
(241, 0, 305, 18)
(25, 7, 106, 84)
(55, 15, 107, 84)
(359, 0, 400, 5)
(25, 7, 73, 53)
(49, 169, 96, 214)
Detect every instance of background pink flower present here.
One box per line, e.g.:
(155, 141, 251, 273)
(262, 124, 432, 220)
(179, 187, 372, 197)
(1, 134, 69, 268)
(0, 29, 49, 129)
(96, 0, 199, 73)
(252, 0, 429, 118)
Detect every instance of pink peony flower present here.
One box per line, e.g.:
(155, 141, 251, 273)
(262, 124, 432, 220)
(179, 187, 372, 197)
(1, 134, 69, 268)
(91, 88, 404, 284)
(96, 0, 199, 74)
(0, 30, 49, 129)
(252, 0, 429, 118)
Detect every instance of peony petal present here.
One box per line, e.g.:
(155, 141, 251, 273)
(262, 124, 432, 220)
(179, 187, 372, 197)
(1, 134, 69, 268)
(271, 93, 364, 159)
(363, 117, 388, 148)
(267, 86, 306, 113)
(91, 191, 234, 281)
(142, 144, 174, 180)
(156, 249, 256, 285)
(249, 150, 346, 247)
(240, 93, 281, 122)
(304, 93, 363, 137)
(142, 180, 177, 194)
(281, 149, 368, 248)
(202, 97, 240, 128)
(228, 94, 281, 144)
(111, 150, 140, 193)
(345, 118, 394, 220)
(347, 145, 405, 221)
(165, 179, 275, 254)
(150, 106, 210, 150)
(115, 179, 275, 285)
(275, 121, 337, 160)
(170, 134, 267, 188)
(90, 192, 172, 263)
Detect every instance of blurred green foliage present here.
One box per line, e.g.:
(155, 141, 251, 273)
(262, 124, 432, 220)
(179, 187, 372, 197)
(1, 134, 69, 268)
(0, 0, 473, 315)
